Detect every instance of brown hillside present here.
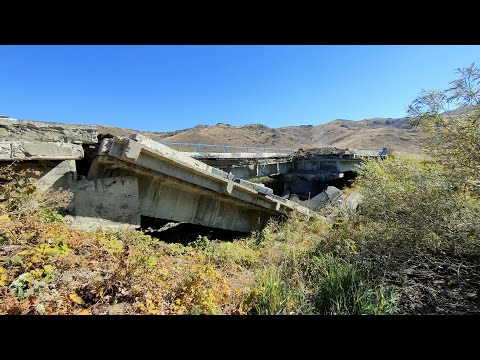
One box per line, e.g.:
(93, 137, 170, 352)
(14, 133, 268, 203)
(98, 116, 423, 154)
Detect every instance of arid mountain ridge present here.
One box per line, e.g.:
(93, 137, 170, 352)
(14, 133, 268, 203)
(98, 116, 422, 154)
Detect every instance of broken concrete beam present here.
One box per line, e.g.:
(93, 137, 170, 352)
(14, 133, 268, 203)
(74, 176, 141, 229)
(100, 135, 240, 186)
(0, 142, 84, 160)
(305, 191, 329, 211)
(130, 134, 232, 178)
(0, 118, 97, 144)
(90, 135, 314, 229)
(101, 135, 284, 201)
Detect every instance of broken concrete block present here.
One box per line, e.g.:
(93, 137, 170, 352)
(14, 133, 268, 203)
(325, 186, 342, 200)
(37, 160, 77, 193)
(74, 176, 141, 229)
(305, 191, 329, 211)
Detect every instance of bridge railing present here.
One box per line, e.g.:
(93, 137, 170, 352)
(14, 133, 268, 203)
(160, 141, 297, 154)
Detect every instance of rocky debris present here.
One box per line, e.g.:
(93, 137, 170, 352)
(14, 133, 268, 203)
(289, 186, 342, 211)
(293, 147, 349, 159)
(304, 192, 329, 211)
(289, 186, 364, 213)
(325, 186, 342, 201)
(0, 118, 97, 144)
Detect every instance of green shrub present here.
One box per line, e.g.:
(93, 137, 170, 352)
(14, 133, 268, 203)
(306, 254, 399, 315)
(351, 156, 480, 257)
(190, 236, 258, 268)
(38, 209, 63, 223)
(245, 266, 310, 315)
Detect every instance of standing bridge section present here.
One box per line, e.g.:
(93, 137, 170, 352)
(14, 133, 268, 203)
(160, 141, 386, 181)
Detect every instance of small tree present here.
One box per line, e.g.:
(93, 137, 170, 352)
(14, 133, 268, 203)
(407, 63, 480, 193)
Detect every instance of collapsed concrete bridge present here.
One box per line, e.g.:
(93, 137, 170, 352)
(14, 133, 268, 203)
(83, 134, 311, 232)
(0, 118, 311, 232)
(161, 143, 386, 199)
(0, 117, 386, 232)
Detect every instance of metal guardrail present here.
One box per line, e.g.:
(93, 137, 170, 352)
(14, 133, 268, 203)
(160, 141, 297, 154)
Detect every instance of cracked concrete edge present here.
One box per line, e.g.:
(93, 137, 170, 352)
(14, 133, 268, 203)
(0, 118, 97, 144)
(0, 141, 84, 160)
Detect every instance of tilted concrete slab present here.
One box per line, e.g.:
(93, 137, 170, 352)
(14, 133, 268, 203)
(0, 142, 84, 160)
(0, 117, 97, 144)
(87, 134, 312, 232)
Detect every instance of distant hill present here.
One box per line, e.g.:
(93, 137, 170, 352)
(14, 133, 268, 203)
(98, 116, 423, 154)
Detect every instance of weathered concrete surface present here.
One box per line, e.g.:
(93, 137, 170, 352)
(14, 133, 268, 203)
(37, 160, 77, 193)
(89, 156, 287, 232)
(0, 142, 84, 160)
(87, 134, 312, 232)
(234, 179, 274, 195)
(325, 186, 342, 201)
(95, 134, 285, 201)
(304, 192, 329, 211)
(0, 118, 97, 144)
(73, 176, 141, 230)
(290, 186, 342, 211)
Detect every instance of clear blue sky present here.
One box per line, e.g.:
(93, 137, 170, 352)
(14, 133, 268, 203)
(1, 45, 479, 132)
